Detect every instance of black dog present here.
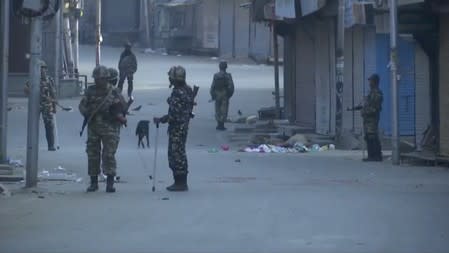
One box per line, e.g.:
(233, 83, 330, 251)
(135, 120, 150, 149)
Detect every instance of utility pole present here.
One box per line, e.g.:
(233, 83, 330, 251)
(95, 0, 102, 66)
(390, 0, 400, 165)
(272, 21, 281, 118)
(55, 6, 61, 94)
(143, 0, 151, 47)
(335, 0, 345, 141)
(0, 0, 10, 163)
(63, 7, 74, 77)
(26, 17, 43, 188)
(73, 0, 82, 74)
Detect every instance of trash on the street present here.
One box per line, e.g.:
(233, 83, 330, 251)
(38, 195, 45, 199)
(246, 115, 258, 125)
(143, 48, 155, 54)
(8, 159, 24, 168)
(161, 197, 170, 200)
(240, 141, 336, 154)
(235, 159, 241, 163)
(210, 57, 218, 60)
(221, 144, 230, 151)
(286, 134, 309, 146)
(38, 166, 82, 182)
(311, 144, 321, 152)
(208, 148, 219, 153)
(0, 183, 11, 197)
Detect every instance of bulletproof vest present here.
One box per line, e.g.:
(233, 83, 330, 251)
(85, 86, 115, 119)
(214, 73, 229, 91)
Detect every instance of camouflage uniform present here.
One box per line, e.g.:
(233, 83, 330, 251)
(24, 61, 57, 151)
(79, 65, 127, 192)
(210, 61, 234, 130)
(118, 43, 138, 97)
(362, 75, 383, 161)
(156, 66, 195, 191)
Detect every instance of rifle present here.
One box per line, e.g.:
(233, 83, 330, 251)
(79, 89, 113, 137)
(80, 96, 134, 136)
(119, 97, 135, 127)
(191, 85, 200, 118)
(347, 105, 363, 111)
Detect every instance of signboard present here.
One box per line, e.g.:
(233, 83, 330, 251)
(275, 0, 295, 19)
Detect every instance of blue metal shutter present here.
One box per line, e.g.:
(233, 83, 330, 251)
(398, 37, 416, 136)
(376, 34, 416, 136)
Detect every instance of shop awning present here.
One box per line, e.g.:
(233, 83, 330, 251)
(162, 0, 199, 7)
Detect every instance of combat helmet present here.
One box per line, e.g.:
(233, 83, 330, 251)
(92, 65, 109, 79)
(39, 60, 48, 69)
(167, 66, 186, 82)
(108, 68, 118, 81)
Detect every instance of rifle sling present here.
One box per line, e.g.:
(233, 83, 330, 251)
(84, 88, 114, 127)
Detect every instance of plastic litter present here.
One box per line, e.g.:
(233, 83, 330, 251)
(8, 159, 24, 168)
(38, 166, 82, 182)
(208, 148, 219, 153)
(311, 144, 321, 152)
(143, 48, 155, 54)
(221, 144, 230, 151)
(0, 183, 11, 197)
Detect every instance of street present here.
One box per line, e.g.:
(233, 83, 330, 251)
(1, 46, 449, 253)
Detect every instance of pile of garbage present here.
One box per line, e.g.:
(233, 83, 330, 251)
(240, 133, 335, 154)
(240, 143, 335, 153)
(38, 166, 82, 183)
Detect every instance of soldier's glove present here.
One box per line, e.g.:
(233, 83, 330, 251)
(117, 115, 127, 127)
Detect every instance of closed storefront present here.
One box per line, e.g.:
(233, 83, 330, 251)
(439, 14, 449, 156)
(315, 18, 336, 135)
(414, 43, 431, 149)
(294, 20, 316, 129)
(342, 26, 376, 135)
(376, 34, 416, 136)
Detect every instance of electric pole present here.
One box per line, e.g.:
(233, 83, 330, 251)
(273, 21, 280, 118)
(390, 0, 400, 165)
(143, 0, 151, 47)
(26, 17, 43, 188)
(73, 0, 82, 74)
(55, 5, 61, 95)
(0, 0, 10, 163)
(335, 0, 345, 141)
(96, 0, 102, 66)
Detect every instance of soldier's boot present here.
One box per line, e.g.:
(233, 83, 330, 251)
(166, 175, 188, 192)
(106, 175, 116, 193)
(86, 176, 99, 192)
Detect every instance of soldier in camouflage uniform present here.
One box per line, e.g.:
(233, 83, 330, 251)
(154, 66, 195, 192)
(79, 65, 127, 193)
(361, 74, 384, 162)
(118, 42, 138, 98)
(210, 61, 234, 131)
(24, 60, 57, 151)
